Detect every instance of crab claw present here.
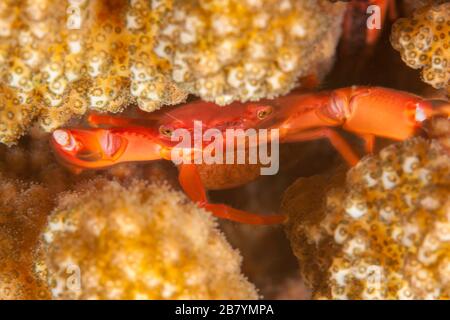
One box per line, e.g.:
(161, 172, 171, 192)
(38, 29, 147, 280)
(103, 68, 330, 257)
(51, 128, 128, 170)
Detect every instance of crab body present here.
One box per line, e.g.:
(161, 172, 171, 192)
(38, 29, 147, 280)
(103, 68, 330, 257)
(51, 86, 449, 225)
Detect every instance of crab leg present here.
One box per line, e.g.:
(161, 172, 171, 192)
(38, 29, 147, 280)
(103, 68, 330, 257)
(357, 134, 375, 154)
(178, 163, 207, 203)
(281, 128, 360, 166)
(179, 164, 287, 225)
(277, 86, 449, 166)
(87, 113, 158, 128)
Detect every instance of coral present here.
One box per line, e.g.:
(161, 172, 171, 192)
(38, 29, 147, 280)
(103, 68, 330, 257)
(0, 175, 51, 299)
(428, 117, 450, 151)
(391, 3, 450, 96)
(0, 0, 346, 144)
(0, 0, 187, 146)
(36, 179, 258, 299)
(156, 0, 345, 105)
(401, 0, 448, 15)
(283, 138, 450, 299)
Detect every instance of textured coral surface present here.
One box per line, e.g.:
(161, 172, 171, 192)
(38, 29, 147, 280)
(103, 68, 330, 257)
(0, 175, 51, 299)
(0, 0, 187, 146)
(0, 0, 348, 146)
(391, 3, 450, 95)
(401, 0, 447, 15)
(37, 179, 258, 299)
(283, 137, 450, 299)
(156, 0, 345, 105)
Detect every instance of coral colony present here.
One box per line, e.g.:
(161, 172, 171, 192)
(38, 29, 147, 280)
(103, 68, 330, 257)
(391, 3, 449, 96)
(283, 138, 450, 299)
(0, 0, 449, 301)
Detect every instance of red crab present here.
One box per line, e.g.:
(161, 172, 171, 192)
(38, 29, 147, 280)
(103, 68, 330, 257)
(51, 86, 449, 225)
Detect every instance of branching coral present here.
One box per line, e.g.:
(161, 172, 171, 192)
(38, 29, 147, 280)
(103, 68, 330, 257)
(36, 179, 258, 300)
(283, 137, 450, 299)
(391, 3, 450, 96)
(0, 175, 51, 299)
(156, 0, 345, 105)
(0, 0, 187, 146)
(0, 0, 347, 144)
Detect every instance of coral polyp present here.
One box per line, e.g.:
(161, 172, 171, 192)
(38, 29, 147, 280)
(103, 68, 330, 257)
(156, 0, 345, 105)
(391, 3, 450, 95)
(0, 0, 187, 146)
(283, 138, 450, 299)
(37, 179, 258, 300)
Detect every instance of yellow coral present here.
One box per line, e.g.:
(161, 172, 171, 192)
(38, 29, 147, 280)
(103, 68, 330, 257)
(0, 0, 346, 144)
(156, 0, 345, 105)
(0, 0, 187, 146)
(429, 117, 450, 150)
(283, 138, 450, 299)
(36, 179, 258, 299)
(391, 3, 450, 96)
(0, 175, 51, 299)
(401, 0, 447, 15)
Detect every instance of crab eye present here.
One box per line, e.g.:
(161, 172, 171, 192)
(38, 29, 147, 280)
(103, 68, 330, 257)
(159, 125, 174, 137)
(256, 106, 273, 120)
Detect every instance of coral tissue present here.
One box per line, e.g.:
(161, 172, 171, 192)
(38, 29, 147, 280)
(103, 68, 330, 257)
(284, 138, 450, 299)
